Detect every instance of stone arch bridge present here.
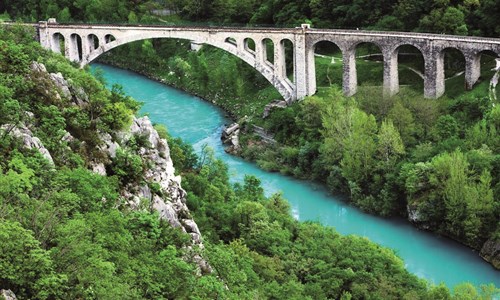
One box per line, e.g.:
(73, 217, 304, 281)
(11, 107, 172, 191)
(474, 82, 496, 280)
(36, 21, 500, 102)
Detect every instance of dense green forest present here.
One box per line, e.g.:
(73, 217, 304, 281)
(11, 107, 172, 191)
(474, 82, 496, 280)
(4, 24, 499, 299)
(2, 0, 498, 271)
(1, 0, 500, 298)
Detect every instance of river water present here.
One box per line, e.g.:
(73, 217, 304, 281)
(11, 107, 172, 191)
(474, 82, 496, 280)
(92, 63, 499, 289)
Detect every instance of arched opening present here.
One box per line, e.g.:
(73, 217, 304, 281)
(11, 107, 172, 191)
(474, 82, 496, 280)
(313, 40, 343, 89)
(396, 45, 425, 92)
(355, 42, 383, 90)
(262, 38, 274, 65)
(97, 37, 286, 101)
(479, 50, 500, 84)
(442, 47, 466, 97)
(87, 34, 99, 50)
(244, 38, 255, 55)
(225, 37, 237, 47)
(351, 42, 386, 112)
(88, 33, 292, 101)
(51, 32, 65, 54)
(70, 33, 83, 62)
(281, 39, 294, 83)
(105, 34, 116, 44)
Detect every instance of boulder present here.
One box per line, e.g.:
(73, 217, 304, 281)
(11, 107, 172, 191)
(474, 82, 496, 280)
(152, 195, 183, 228)
(480, 238, 500, 270)
(30, 61, 47, 73)
(2, 124, 54, 165)
(0, 290, 17, 300)
(221, 123, 241, 154)
(262, 100, 288, 118)
(91, 162, 107, 176)
(49, 72, 72, 99)
(222, 123, 239, 139)
(406, 203, 431, 230)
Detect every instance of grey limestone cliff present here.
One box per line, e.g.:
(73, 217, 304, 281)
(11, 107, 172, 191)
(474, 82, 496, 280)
(115, 116, 211, 273)
(1, 124, 54, 165)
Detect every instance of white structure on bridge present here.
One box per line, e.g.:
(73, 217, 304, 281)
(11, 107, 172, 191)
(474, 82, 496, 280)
(37, 20, 500, 102)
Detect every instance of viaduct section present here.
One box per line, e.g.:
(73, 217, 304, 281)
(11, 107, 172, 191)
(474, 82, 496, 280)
(36, 21, 500, 102)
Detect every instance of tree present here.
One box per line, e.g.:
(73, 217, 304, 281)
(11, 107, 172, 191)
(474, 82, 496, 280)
(0, 220, 65, 299)
(443, 150, 469, 237)
(377, 119, 405, 162)
(57, 7, 71, 22)
(51, 217, 133, 299)
(127, 10, 138, 23)
(387, 101, 417, 145)
(419, 6, 468, 34)
(340, 109, 378, 190)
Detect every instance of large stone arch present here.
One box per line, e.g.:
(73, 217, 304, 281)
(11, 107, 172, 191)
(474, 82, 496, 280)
(351, 41, 385, 95)
(81, 32, 295, 102)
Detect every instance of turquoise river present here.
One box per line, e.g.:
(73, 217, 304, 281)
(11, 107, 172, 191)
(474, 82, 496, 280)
(93, 63, 499, 289)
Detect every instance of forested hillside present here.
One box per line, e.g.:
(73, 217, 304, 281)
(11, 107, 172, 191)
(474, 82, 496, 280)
(3, 0, 497, 270)
(1, 0, 499, 298)
(4, 24, 499, 299)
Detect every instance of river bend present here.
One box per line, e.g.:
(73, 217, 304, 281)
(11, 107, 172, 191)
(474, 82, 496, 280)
(93, 63, 500, 289)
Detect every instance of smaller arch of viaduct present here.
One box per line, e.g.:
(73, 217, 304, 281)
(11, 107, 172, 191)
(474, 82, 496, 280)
(37, 22, 500, 101)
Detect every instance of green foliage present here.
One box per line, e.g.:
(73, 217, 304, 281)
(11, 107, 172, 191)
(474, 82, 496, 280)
(1, 4, 499, 299)
(0, 27, 221, 299)
(0, 220, 66, 299)
(164, 132, 198, 172)
(81, 0, 497, 258)
(111, 148, 144, 184)
(419, 7, 468, 34)
(180, 149, 458, 299)
(401, 149, 496, 247)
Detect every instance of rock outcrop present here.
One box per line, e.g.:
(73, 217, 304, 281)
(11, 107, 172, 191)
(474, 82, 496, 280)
(23, 62, 211, 273)
(0, 289, 17, 300)
(31, 61, 89, 107)
(480, 238, 500, 270)
(406, 203, 431, 230)
(1, 124, 54, 165)
(262, 100, 287, 119)
(221, 122, 241, 154)
(116, 116, 211, 273)
(252, 125, 276, 144)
